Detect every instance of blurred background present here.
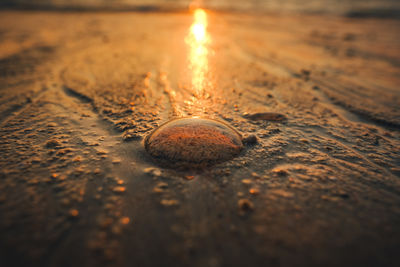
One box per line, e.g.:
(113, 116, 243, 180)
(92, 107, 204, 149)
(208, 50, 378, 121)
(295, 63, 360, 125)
(1, 0, 400, 16)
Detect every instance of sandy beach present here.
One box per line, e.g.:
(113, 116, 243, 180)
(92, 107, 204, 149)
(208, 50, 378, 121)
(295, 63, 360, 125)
(0, 7, 399, 267)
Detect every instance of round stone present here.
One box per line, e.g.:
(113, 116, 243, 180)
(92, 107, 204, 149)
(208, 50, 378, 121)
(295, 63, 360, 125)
(144, 117, 243, 166)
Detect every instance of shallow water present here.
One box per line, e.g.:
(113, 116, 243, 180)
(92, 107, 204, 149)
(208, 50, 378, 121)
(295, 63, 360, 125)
(2, 0, 400, 15)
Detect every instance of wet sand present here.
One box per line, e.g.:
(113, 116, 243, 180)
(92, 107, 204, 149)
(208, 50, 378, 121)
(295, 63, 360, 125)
(0, 10, 399, 267)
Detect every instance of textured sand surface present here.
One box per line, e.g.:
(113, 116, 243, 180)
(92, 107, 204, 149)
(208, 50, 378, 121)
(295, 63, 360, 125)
(0, 10, 399, 267)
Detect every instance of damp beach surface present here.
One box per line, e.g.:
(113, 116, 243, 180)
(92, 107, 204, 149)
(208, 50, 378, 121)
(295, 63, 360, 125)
(0, 4, 400, 267)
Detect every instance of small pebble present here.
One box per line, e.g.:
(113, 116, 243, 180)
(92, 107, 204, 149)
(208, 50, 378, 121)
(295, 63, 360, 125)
(185, 175, 195, 180)
(243, 134, 258, 145)
(112, 159, 121, 164)
(45, 139, 61, 148)
(241, 179, 252, 184)
(144, 167, 162, 177)
(249, 187, 260, 195)
(160, 199, 179, 206)
(113, 186, 126, 193)
(69, 209, 79, 217)
(120, 217, 130, 225)
(272, 168, 289, 176)
(238, 199, 254, 214)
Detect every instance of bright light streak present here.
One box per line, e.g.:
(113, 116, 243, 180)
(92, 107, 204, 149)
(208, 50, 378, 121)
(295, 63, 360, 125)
(185, 8, 210, 96)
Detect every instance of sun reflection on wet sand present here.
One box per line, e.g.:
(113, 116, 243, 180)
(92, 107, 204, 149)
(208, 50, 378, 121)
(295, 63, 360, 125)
(161, 8, 214, 117)
(185, 8, 210, 97)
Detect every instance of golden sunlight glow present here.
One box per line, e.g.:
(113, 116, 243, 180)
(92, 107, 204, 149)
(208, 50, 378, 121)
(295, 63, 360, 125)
(185, 8, 210, 96)
(191, 9, 207, 42)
